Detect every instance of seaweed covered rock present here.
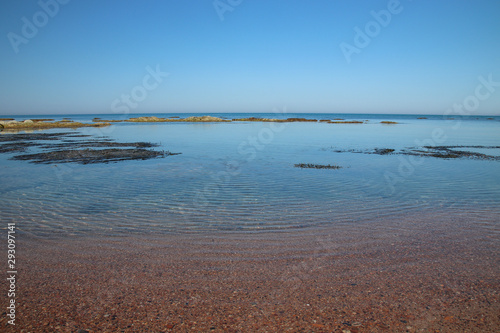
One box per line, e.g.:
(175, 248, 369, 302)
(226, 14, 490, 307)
(0, 132, 180, 164)
(183, 116, 229, 122)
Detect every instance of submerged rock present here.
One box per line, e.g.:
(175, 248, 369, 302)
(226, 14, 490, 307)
(294, 163, 343, 169)
(332, 145, 500, 161)
(327, 120, 364, 124)
(373, 148, 395, 155)
(0, 132, 85, 142)
(0, 131, 179, 164)
(12, 148, 173, 164)
(0, 141, 38, 153)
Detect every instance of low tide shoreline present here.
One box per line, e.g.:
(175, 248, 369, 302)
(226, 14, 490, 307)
(0, 115, 397, 131)
(1, 113, 497, 131)
(2, 213, 498, 332)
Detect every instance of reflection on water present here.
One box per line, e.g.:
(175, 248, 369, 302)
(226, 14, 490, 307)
(1, 114, 499, 237)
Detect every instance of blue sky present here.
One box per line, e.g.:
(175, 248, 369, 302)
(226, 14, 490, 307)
(1, 0, 499, 115)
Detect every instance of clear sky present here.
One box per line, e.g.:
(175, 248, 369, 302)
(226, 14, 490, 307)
(1, 0, 499, 115)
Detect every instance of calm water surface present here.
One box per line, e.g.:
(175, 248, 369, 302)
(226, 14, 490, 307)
(1, 114, 499, 237)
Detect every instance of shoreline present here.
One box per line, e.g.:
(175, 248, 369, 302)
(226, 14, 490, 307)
(0, 119, 110, 131)
(1, 113, 498, 131)
(2, 213, 499, 332)
(0, 114, 498, 331)
(0, 115, 399, 131)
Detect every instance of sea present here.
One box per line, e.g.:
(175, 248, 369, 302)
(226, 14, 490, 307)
(1, 113, 499, 237)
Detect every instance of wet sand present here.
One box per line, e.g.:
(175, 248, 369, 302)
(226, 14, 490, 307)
(1, 212, 499, 332)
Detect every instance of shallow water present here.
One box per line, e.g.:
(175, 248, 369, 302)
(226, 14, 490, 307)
(1, 113, 499, 237)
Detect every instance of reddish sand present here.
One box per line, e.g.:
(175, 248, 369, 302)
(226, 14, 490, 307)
(1, 213, 499, 332)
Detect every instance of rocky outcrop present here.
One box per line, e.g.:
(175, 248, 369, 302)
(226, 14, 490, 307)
(0, 119, 110, 130)
(125, 115, 229, 122)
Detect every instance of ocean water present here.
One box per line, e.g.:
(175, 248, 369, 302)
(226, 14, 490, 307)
(1, 113, 499, 237)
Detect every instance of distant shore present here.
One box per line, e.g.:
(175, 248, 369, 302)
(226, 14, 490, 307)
(2, 113, 499, 131)
(0, 119, 110, 131)
(0, 115, 402, 131)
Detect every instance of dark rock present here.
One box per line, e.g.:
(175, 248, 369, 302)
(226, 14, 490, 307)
(373, 148, 395, 155)
(12, 148, 174, 164)
(0, 131, 179, 164)
(294, 163, 342, 169)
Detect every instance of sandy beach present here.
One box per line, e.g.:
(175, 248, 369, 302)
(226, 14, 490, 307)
(2, 211, 498, 332)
